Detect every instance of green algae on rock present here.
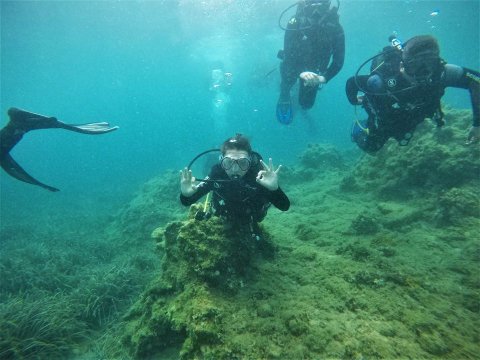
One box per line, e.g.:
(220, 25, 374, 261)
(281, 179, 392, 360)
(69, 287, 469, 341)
(123, 203, 275, 359)
(118, 108, 479, 360)
(347, 108, 480, 200)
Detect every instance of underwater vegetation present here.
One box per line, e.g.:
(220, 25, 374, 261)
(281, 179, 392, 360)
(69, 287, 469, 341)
(118, 108, 479, 359)
(1, 108, 478, 359)
(0, 208, 160, 358)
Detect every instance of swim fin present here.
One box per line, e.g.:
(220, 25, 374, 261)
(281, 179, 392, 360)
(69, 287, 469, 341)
(276, 99, 293, 125)
(0, 107, 119, 191)
(7, 107, 119, 135)
(1, 153, 59, 192)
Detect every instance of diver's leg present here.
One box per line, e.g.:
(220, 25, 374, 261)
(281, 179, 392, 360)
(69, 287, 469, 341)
(7, 108, 62, 131)
(279, 62, 297, 102)
(277, 63, 298, 123)
(0, 123, 25, 158)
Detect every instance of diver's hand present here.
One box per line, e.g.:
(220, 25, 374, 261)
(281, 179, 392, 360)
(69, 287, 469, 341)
(300, 72, 326, 87)
(256, 158, 282, 191)
(466, 126, 480, 145)
(180, 168, 198, 197)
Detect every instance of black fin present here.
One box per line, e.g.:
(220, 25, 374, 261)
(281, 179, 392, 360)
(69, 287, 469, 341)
(0, 154, 59, 192)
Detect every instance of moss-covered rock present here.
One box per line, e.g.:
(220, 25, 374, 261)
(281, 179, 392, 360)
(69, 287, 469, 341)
(122, 205, 276, 359)
(299, 143, 347, 171)
(350, 213, 380, 235)
(117, 108, 479, 360)
(344, 109, 480, 200)
(434, 187, 480, 226)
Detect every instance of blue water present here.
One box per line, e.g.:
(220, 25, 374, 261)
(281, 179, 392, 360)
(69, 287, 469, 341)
(1, 0, 479, 224)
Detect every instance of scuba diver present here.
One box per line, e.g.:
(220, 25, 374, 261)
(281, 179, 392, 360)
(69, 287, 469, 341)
(209, 63, 233, 136)
(0, 107, 119, 191)
(276, 0, 345, 124)
(179, 134, 290, 240)
(346, 35, 480, 153)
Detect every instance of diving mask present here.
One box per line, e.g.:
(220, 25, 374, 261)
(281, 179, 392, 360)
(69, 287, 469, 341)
(220, 156, 251, 171)
(403, 54, 441, 82)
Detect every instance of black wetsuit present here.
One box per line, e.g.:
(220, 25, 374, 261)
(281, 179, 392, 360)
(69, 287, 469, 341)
(346, 64, 480, 153)
(180, 161, 290, 226)
(280, 10, 345, 109)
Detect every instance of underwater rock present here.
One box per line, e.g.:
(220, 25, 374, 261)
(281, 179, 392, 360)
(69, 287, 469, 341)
(117, 107, 480, 360)
(378, 246, 396, 257)
(285, 312, 309, 336)
(434, 187, 480, 226)
(381, 206, 429, 230)
(415, 323, 451, 356)
(256, 302, 274, 318)
(344, 296, 368, 312)
(294, 223, 318, 242)
(339, 174, 359, 192)
(350, 213, 380, 235)
(158, 204, 266, 291)
(298, 143, 347, 171)
(281, 144, 348, 185)
(151, 226, 164, 239)
(292, 245, 318, 262)
(336, 242, 371, 262)
(123, 204, 276, 359)
(348, 109, 480, 199)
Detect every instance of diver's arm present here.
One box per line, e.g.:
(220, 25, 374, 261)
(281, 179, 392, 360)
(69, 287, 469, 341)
(443, 64, 480, 143)
(179, 166, 215, 206)
(179, 181, 211, 206)
(443, 65, 480, 127)
(345, 75, 369, 104)
(324, 26, 345, 82)
(268, 187, 290, 211)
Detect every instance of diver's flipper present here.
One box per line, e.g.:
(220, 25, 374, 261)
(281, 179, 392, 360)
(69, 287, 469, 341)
(8, 107, 119, 134)
(1, 107, 118, 191)
(276, 100, 293, 125)
(0, 154, 59, 192)
(57, 122, 119, 134)
(8, 107, 62, 131)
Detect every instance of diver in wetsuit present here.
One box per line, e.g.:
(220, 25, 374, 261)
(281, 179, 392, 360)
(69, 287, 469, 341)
(0, 107, 118, 191)
(180, 134, 290, 240)
(277, 0, 345, 124)
(346, 35, 480, 153)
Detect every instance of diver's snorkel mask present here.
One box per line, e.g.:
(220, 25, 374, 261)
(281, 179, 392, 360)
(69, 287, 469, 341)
(220, 156, 251, 172)
(220, 155, 252, 180)
(402, 53, 441, 84)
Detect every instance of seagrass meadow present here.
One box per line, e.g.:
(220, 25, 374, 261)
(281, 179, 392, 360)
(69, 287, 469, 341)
(1, 108, 478, 359)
